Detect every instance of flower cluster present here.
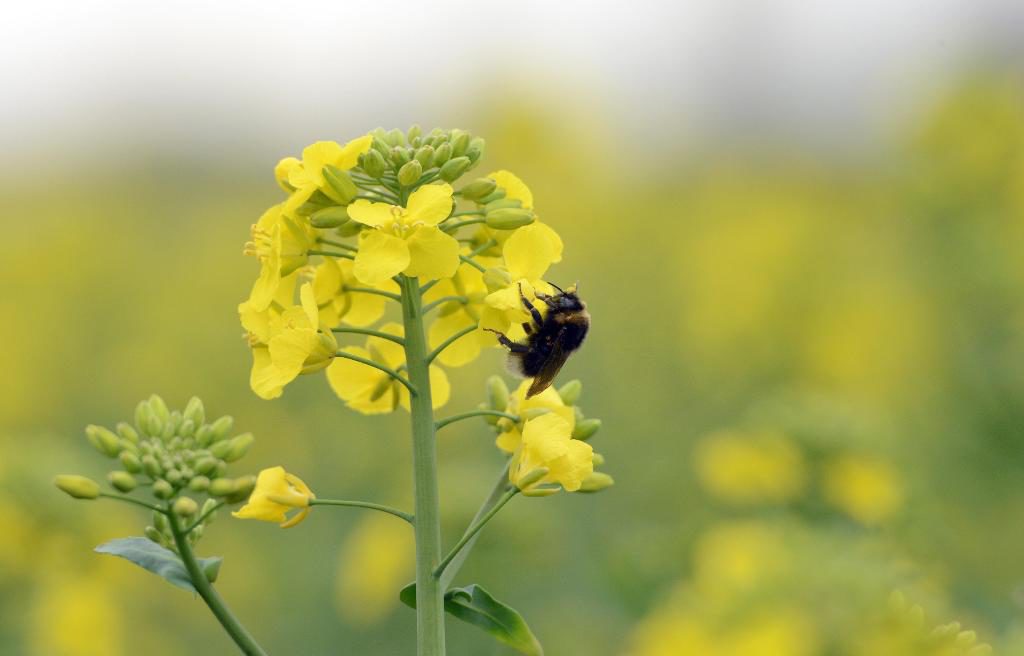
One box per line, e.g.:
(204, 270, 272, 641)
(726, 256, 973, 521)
(55, 395, 258, 550)
(237, 127, 568, 410)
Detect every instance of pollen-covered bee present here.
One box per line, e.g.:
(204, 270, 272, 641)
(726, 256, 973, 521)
(486, 282, 590, 398)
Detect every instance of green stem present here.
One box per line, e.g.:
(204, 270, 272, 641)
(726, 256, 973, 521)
(333, 351, 416, 394)
(168, 512, 268, 656)
(425, 324, 479, 364)
(343, 286, 402, 302)
(435, 410, 520, 431)
(317, 238, 357, 251)
(309, 498, 414, 524)
(422, 295, 468, 315)
(458, 255, 485, 273)
(399, 274, 446, 656)
(355, 192, 400, 204)
(308, 249, 355, 261)
(433, 489, 517, 578)
(332, 326, 406, 345)
(184, 500, 225, 533)
(439, 463, 512, 590)
(98, 493, 166, 514)
(443, 218, 486, 232)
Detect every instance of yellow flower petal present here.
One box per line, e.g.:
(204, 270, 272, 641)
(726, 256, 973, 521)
(233, 466, 315, 527)
(406, 183, 454, 226)
(299, 282, 319, 327)
(488, 170, 534, 209)
(348, 199, 396, 228)
(504, 223, 559, 281)
(428, 312, 484, 367)
(404, 226, 460, 281)
(250, 347, 284, 400)
(354, 230, 411, 285)
(327, 346, 398, 415)
(337, 135, 373, 170)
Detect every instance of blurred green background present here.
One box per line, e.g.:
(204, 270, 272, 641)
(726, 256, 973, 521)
(3, 2, 1024, 654)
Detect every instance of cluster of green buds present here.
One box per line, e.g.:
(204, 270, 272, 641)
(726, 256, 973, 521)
(481, 376, 613, 494)
(55, 395, 257, 550)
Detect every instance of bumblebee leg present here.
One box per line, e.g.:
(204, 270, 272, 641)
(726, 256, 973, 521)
(518, 283, 544, 327)
(533, 290, 559, 308)
(521, 322, 534, 335)
(484, 328, 529, 353)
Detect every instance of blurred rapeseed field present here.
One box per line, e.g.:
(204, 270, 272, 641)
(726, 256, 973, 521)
(3, 70, 1024, 654)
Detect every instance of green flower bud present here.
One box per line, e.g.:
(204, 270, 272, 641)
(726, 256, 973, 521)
(149, 394, 170, 423)
(145, 526, 167, 546)
(116, 422, 139, 444)
(183, 396, 205, 427)
(484, 198, 520, 213)
(195, 424, 214, 447)
(466, 137, 485, 163)
(478, 189, 507, 205)
(323, 164, 358, 204)
(215, 462, 228, 478)
(433, 142, 453, 165)
(119, 451, 142, 473)
(165, 469, 183, 486)
(195, 457, 219, 476)
(153, 510, 170, 533)
(573, 418, 602, 441)
(224, 433, 255, 462)
(152, 479, 174, 499)
(483, 267, 513, 293)
(108, 471, 137, 492)
(362, 149, 387, 179)
(407, 124, 422, 142)
(517, 467, 550, 489)
(522, 485, 560, 498)
(134, 400, 151, 433)
(398, 159, 423, 186)
(557, 380, 583, 406)
(204, 558, 221, 583)
(414, 145, 435, 169)
(178, 419, 195, 438)
(450, 131, 470, 157)
(208, 478, 235, 497)
(524, 407, 552, 421)
(173, 496, 198, 517)
(188, 475, 211, 492)
(168, 410, 183, 434)
(579, 472, 614, 493)
(226, 475, 257, 503)
(386, 128, 406, 147)
(119, 439, 139, 456)
(210, 416, 234, 442)
(54, 475, 100, 500)
(168, 436, 183, 451)
(142, 454, 163, 478)
(336, 219, 363, 238)
(439, 156, 471, 182)
(209, 440, 232, 459)
(160, 421, 175, 441)
(201, 498, 219, 522)
(390, 146, 411, 167)
(145, 411, 165, 438)
(311, 206, 351, 229)
(486, 375, 510, 412)
(460, 178, 497, 201)
(485, 208, 534, 230)
(591, 452, 605, 467)
(85, 425, 121, 458)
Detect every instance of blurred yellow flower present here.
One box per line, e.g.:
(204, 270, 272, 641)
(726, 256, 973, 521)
(243, 203, 316, 311)
(248, 282, 338, 400)
(495, 379, 576, 453)
(31, 575, 123, 656)
(327, 323, 450, 413)
(348, 183, 460, 285)
(311, 258, 396, 328)
(233, 466, 315, 528)
(693, 521, 790, 595)
(335, 513, 414, 625)
(277, 136, 373, 216)
(509, 413, 592, 492)
(694, 429, 807, 505)
(822, 455, 904, 525)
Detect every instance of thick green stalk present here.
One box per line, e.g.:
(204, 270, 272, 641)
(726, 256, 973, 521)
(167, 512, 268, 656)
(399, 274, 447, 656)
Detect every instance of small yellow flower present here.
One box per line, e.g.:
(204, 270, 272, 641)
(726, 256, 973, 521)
(327, 323, 450, 414)
(424, 254, 499, 367)
(311, 258, 397, 328)
(694, 430, 807, 505)
(509, 413, 593, 492)
(495, 380, 576, 453)
(822, 455, 904, 525)
(348, 183, 460, 285)
(243, 204, 317, 311)
(277, 136, 373, 216)
(248, 282, 338, 400)
(233, 466, 315, 528)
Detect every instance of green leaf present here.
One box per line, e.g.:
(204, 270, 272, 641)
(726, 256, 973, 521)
(400, 582, 543, 656)
(95, 537, 222, 593)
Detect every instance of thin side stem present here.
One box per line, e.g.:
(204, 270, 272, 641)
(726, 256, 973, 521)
(344, 286, 402, 302)
(435, 409, 520, 431)
(184, 500, 225, 534)
(98, 493, 166, 514)
(308, 249, 355, 261)
(332, 326, 406, 345)
(440, 462, 511, 590)
(317, 238, 357, 251)
(443, 218, 486, 232)
(399, 274, 446, 656)
(333, 351, 416, 395)
(458, 255, 485, 273)
(422, 295, 468, 315)
(167, 512, 268, 656)
(355, 192, 401, 204)
(425, 324, 479, 364)
(433, 489, 518, 578)
(309, 498, 414, 525)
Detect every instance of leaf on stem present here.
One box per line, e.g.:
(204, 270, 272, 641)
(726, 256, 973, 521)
(95, 537, 222, 593)
(399, 582, 543, 656)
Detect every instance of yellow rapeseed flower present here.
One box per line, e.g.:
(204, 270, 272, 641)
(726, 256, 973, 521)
(277, 136, 373, 216)
(495, 379, 576, 453)
(424, 253, 500, 367)
(326, 322, 450, 414)
(694, 429, 807, 505)
(822, 455, 904, 525)
(243, 203, 317, 311)
(311, 258, 397, 328)
(509, 413, 593, 492)
(348, 183, 460, 285)
(233, 466, 315, 528)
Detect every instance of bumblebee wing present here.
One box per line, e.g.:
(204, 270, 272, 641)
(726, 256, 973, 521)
(526, 329, 570, 398)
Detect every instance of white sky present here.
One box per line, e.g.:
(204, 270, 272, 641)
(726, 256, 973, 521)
(1, 0, 1021, 161)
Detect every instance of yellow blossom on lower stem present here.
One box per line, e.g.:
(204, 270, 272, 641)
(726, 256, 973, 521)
(509, 413, 593, 493)
(495, 380, 576, 453)
(233, 466, 315, 528)
(326, 322, 450, 414)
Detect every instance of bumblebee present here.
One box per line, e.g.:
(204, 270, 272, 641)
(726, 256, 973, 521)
(486, 282, 590, 398)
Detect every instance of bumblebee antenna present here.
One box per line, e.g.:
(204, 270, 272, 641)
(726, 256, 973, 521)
(546, 281, 566, 294)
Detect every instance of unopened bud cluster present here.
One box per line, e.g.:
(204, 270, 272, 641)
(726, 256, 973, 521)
(56, 394, 258, 550)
